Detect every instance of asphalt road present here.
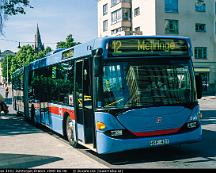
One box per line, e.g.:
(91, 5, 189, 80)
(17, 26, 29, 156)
(0, 85, 215, 169)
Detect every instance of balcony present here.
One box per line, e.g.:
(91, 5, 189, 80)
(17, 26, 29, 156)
(110, 20, 132, 31)
(111, 0, 131, 11)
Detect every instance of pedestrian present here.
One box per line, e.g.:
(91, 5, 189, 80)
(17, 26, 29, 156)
(5, 86, 9, 98)
(0, 93, 8, 115)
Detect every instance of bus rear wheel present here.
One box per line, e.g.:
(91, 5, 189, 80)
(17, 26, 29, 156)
(66, 116, 78, 148)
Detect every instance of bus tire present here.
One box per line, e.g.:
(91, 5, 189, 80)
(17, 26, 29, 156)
(16, 111, 21, 116)
(65, 115, 78, 148)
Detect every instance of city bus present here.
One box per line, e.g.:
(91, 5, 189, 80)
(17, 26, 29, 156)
(12, 36, 203, 154)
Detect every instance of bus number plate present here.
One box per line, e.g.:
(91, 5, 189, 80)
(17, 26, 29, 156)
(150, 139, 169, 146)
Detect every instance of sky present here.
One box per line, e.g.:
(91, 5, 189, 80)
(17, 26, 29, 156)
(0, 0, 98, 52)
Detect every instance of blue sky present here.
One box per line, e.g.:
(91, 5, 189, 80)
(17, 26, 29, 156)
(0, 0, 98, 52)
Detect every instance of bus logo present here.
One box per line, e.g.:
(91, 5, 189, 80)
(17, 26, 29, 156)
(156, 117, 162, 124)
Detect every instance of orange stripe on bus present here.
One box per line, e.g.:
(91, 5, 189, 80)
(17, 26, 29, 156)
(48, 106, 75, 120)
(129, 128, 180, 137)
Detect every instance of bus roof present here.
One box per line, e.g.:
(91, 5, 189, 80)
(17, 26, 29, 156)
(27, 35, 191, 71)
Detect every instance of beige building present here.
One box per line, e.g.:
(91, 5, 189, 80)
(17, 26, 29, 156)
(98, 0, 216, 95)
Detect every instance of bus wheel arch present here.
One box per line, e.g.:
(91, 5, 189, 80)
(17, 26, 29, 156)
(63, 112, 78, 148)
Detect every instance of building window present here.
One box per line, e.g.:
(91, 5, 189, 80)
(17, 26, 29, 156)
(103, 4, 108, 16)
(194, 47, 207, 59)
(122, 8, 131, 20)
(111, 26, 131, 35)
(165, 0, 178, 13)
(122, 26, 131, 31)
(111, 0, 121, 7)
(135, 27, 140, 31)
(111, 27, 122, 35)
(199, 72, 209, 91)
(111, 9, 122, 24)
(195, 23, 206, 32)
(165, 19, 179, 34)
(103, 20, 108, 32)
(195, 0, 206, 12)
(111, 8, 131, 25)
(134, 7, 140, 17)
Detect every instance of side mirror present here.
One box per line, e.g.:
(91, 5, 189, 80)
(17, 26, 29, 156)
(93, 48, 103, 77)
(195, 75, 203, 99)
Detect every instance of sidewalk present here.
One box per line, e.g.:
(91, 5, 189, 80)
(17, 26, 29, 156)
(200, 96, 216, 100)
(0, 86, 107, 169)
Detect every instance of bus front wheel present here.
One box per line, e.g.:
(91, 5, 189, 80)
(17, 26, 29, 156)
(66, 116, 78, 148)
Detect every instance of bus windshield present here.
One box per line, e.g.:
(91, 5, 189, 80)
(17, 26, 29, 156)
(101, 60, 195, 109)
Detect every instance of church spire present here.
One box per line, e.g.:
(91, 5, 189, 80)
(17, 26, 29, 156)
(34, 24, 44, 51)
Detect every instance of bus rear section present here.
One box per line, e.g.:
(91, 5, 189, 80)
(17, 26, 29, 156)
(93, 37, 202, 154)
(12, 68, 25, 115)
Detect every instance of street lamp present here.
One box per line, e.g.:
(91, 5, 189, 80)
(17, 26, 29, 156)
(18, 42, 21, 49)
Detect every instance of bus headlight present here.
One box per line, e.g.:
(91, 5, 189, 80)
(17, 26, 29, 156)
(187, 121, 198, 129)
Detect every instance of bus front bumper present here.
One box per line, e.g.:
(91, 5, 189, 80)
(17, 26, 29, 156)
(96, 126, 202, 154)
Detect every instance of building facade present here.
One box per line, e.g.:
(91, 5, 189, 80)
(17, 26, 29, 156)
(98, 0, 216, 95)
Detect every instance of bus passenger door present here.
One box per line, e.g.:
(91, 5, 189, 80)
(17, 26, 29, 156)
(40, 102, 49, 126)
(75, 59, 94, 145)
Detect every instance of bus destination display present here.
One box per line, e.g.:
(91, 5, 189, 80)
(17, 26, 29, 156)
(62, 48, 74, 60)
(108, 38, 189, 57)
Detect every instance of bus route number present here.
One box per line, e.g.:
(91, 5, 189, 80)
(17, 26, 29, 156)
(112, 40, 122, 54)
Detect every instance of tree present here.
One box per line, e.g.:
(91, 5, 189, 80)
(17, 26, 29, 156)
(1, 44, 52, 83)
(1, 35, 80, 83)
(56, 34, 80, 49)
(0, 0, 32, 34)
(1, 54, 14, 83)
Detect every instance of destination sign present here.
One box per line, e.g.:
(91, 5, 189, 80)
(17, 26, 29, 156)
(62, 48, 74, 60)
(108, 38, 189, 57)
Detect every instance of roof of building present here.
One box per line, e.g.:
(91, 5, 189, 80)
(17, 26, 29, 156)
(0, 50, 15, 60)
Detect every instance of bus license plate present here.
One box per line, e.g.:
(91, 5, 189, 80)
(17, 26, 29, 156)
(150, 139, 169, 146)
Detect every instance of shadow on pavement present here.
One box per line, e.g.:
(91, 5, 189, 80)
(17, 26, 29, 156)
(93, 129, 216, 167)
(201, 110, 216, 125)
(0, 153, 63, 169)
(0, 114, 41, 136)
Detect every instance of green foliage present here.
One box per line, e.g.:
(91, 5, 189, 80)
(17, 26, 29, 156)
(1, 54, 14, 83)
(1, 0, 32, 15)
(0, 0, 33, 33)
(1, 44, 52, 83)
(1, 34, 80, 83)
(56, 34, 80, 49)
(31, 76, 73, 102)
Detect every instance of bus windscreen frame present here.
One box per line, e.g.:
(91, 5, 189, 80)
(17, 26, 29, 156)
(108, 38, 189, 57)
